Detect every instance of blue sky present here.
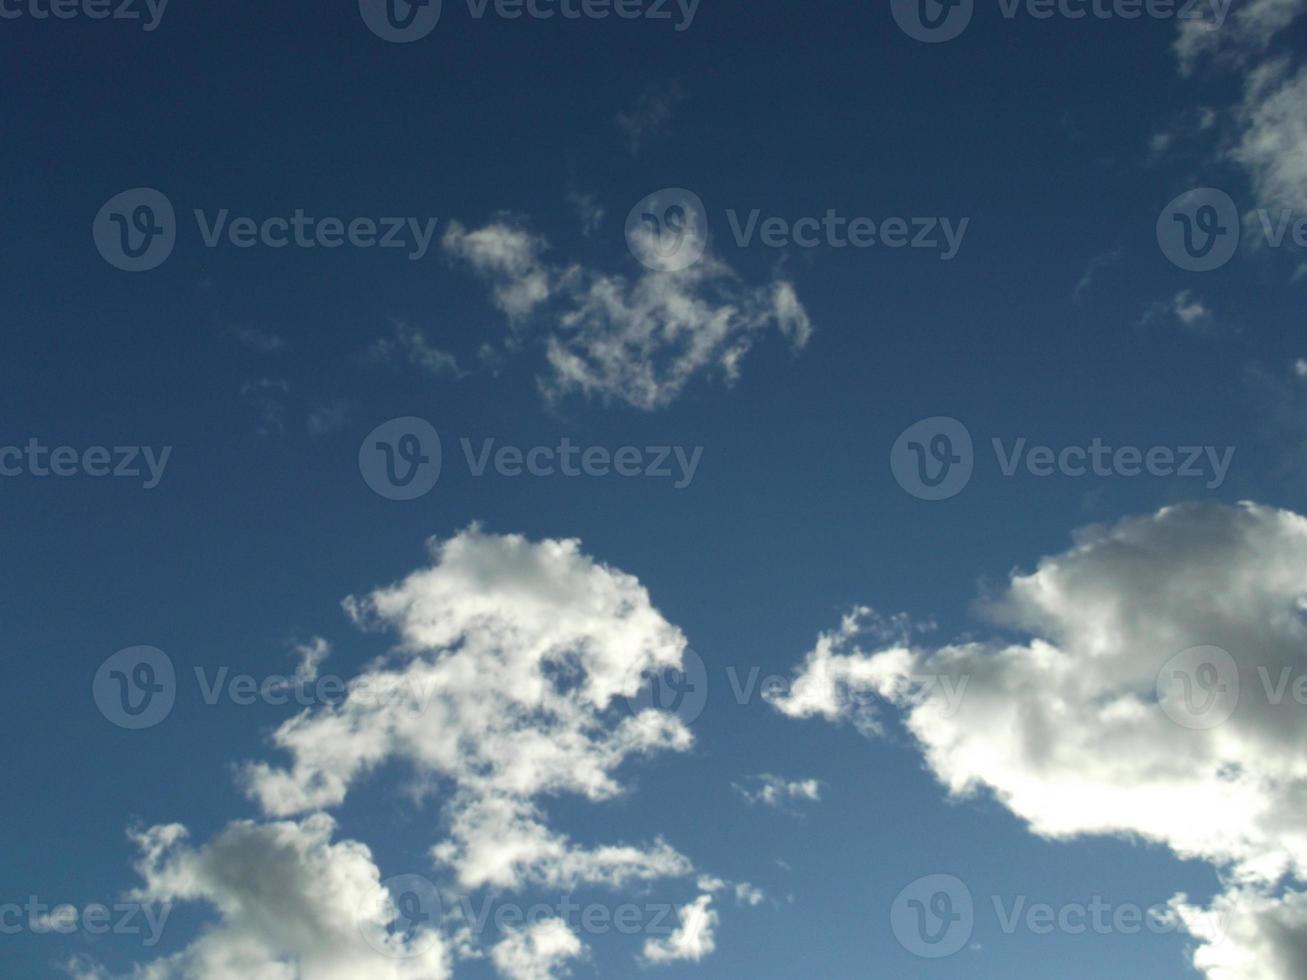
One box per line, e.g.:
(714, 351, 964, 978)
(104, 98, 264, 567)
(4, 1, 1307, 977)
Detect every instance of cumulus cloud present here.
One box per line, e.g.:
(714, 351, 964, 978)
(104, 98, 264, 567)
(241, 527, 698, 896)
(641, 894, 718, 964)
(78, 529, 734, 977)
(442, 215, 811, 410)
(489, 919, 585, 980)
(66, 815, 451, 980)
(772, 502, 1307, 978)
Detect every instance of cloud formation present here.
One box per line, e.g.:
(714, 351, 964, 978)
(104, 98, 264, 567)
(442, 217, 811, 410)
(773, 502, 1307, 977)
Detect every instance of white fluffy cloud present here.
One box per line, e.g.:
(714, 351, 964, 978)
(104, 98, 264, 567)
(442, 217, 811, 410)
(66, 815, 451, 980)
(78, 528, 727, 978)
(489, 919, 585, 980)
(243, 527, 697, 894)
(772, 502, 1307, 978)
(641, 894, 718, 964)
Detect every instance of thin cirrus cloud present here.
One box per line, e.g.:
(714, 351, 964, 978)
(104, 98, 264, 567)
(441, 215, 812, 411)
(769, 501, 1307, 979)
(72, 527, 745, 979)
